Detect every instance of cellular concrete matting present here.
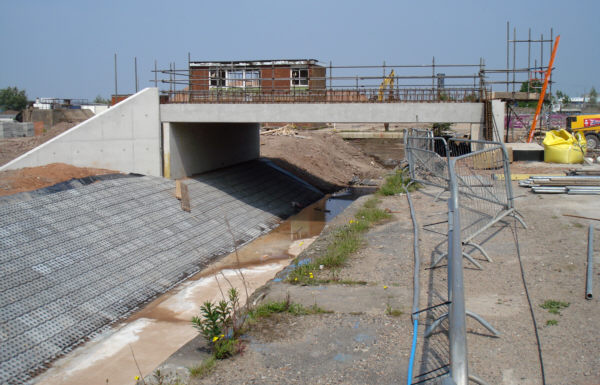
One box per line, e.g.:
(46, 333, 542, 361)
(0, 160, 323, 384)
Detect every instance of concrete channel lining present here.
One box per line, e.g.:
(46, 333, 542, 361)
(0, 160, 323, 384)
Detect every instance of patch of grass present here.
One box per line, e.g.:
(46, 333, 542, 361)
(189, 356, 216, 378)
(287, 195, 390, 285)
(355, 206, 389, 224)
(379, 169, 419, 196)
(546, 319, 558, 326)
(385, 304, 403, 317)
(540, 299, 570, 315)
(249, 298, 331, 319)
(573, 222, 584, 228)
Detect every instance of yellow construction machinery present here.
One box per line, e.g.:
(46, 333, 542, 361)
(378, 70, 395, 101)
(566, 114, 600, 149)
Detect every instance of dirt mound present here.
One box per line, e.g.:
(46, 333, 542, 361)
(260, 130, 386, 192)
(0, 163, 119, 196)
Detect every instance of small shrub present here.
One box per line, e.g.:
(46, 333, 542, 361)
(546, 319, 558, 326)
(191, 301, 230, 344)
(213, 338, 236, 359)
(192, 288, 245, 360)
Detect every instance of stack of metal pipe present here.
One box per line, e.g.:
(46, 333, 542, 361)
(519, 175, 600, 194)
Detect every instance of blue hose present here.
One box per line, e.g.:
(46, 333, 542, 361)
(407, 318, 418, 385)
(405, 182, 420, 385)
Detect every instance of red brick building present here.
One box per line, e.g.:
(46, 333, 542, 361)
(188, 59, 326, 101)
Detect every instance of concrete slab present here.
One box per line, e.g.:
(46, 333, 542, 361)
(0, 160, 322, 384)
(505, 142, 544, 161)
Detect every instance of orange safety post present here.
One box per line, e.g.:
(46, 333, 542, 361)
(527, 35, 560, 143)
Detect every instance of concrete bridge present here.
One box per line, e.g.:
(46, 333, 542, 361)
(0, 88, 504, 179)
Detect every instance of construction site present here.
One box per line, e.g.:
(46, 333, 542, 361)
(1, 22, 599, 385)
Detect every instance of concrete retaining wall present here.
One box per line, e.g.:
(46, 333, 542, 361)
(0, 122, 34, 138)
(163, 122, 260, 179)
(0, 88, 161, 176)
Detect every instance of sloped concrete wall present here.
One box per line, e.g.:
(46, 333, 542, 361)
(0, 88, 161, 176)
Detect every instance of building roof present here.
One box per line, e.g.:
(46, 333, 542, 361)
(190, 59, 320, 68)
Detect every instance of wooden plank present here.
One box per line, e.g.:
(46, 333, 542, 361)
(563, 214, 600, 222)
(175, 180, 182, 200)
(180, 182, 191, 212)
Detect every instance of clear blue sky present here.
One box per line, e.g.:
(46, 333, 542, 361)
(1, 0, 597, 101)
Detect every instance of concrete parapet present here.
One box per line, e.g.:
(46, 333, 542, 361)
(0, 88, 161, 176)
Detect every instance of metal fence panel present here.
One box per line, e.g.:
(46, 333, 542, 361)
(450, 142, 513, 244)
(404, 130, 449, 191)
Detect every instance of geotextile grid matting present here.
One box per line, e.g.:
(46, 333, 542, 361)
(0, 160, 322, 384)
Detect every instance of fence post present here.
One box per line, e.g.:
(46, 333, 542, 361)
(448, 158, 469, 385)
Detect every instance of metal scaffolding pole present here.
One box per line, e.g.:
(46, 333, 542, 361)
(506, 21, 509, 93)
(135, 57, 138, 93)
(114, 53, 118, 97)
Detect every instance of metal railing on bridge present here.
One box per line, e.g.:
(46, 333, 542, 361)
(154, 61, 491, 104)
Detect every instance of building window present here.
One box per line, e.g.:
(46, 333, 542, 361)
(291, 68, 309, 86)
(209, 69, 225, 87)
(220, 69, 261, 89)
(245, 70, 260, 88)
(227, 70, 244, 87)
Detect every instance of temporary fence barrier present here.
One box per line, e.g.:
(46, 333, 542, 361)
(404, 128, 449, 194)
(404, 129, 526, 385)
(405, 129, 526, 268)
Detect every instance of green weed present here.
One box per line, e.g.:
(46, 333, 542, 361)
(188, 356, 216, 378)
(546, 319, 558, 326)
(249, 297, 331, 319)
(540, 300, 570, 315)
(385, 305, 403, 317)
(379, 169, 418, 196)
(287, 196, 390, 285)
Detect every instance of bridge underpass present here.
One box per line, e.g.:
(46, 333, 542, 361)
(0, 88, 505, 180)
